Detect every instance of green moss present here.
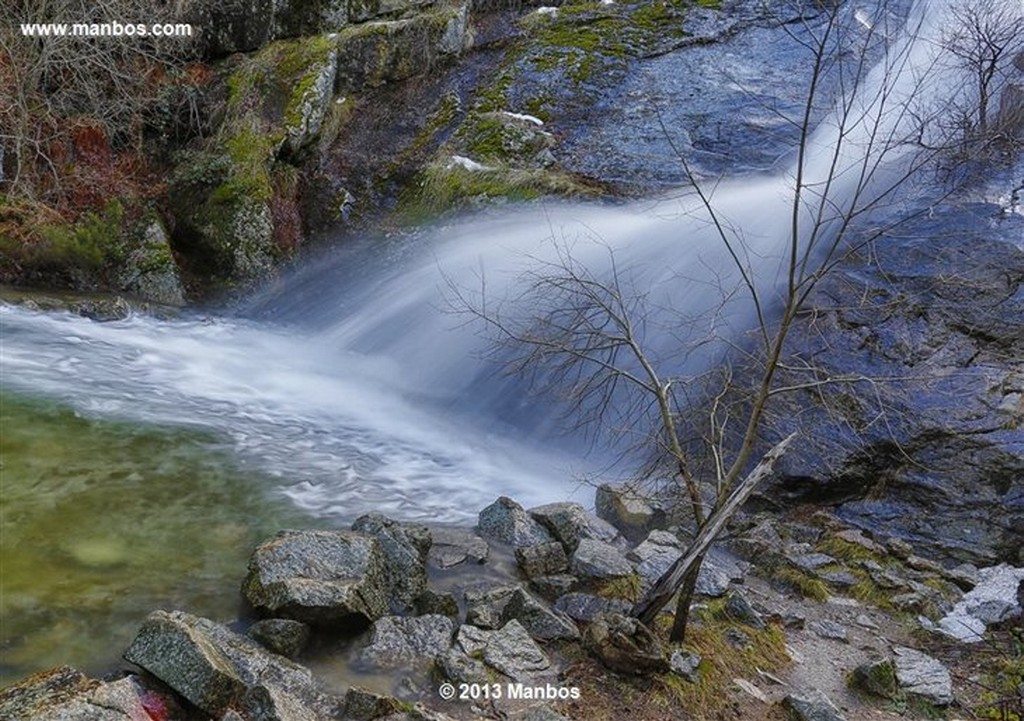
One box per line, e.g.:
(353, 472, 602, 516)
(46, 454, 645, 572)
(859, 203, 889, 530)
(848, 659, 898, 699)
(36, 200, 126, 270)
(816, 536, 884, 564)
(398, 162, 599, 223)
(770, 566, 831, 601)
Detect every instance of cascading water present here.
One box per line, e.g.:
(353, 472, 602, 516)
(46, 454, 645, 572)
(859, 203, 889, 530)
(1, 0, 961, 523)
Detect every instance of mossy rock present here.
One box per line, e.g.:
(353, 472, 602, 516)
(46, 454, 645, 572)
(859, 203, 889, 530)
(116, 214, 187, 306)
(850, 659, 899, 700)
(334, 2, 470, 92)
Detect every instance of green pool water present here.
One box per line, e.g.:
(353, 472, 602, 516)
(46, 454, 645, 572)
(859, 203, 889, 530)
(0, 393, 315, 686)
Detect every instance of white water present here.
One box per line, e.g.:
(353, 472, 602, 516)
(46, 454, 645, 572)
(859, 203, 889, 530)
(0, 0, 963, 522)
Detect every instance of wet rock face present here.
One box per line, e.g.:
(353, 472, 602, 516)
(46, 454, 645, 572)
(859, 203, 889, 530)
(764, 205, 1024, 564)
(242, 529, 389, 629)
(352, 513, 432, 614)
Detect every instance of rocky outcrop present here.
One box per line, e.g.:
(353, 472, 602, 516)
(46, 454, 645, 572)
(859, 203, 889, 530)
(242, 529, 389, 629)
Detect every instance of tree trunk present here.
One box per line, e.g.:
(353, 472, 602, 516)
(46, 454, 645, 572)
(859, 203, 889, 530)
(669, 552, 705, 642)
(632, 433, 795, 627)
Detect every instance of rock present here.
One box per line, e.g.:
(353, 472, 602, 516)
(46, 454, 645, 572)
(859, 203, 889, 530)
(906, 555, 943, 574)
(504, 707, 571, 721)
(570, 538, 633, 581)
(501, 588, 580, 641)
(481, 620, 552, 682)
(528, 502, 621, 552)
(334, 5, 469, 93)
(282, 44, 339, 157)
(455, 624, 491, 657)
(808, 619, 848, 642)
(818, 570, 858, 588)
(628, 530, 683, 589)
(123, 610, 340, 717)
(465, 584, 519, 629)
(554, 593, 632, 623)
(850, 659, 898, 699)
(515, 541, 569, 578)
(893, 646, 953, 706)
(782, 690, 848, 721)
(733, 678, 767, 703)
(835, 529, 885, 555)
(529, 574, 578, 600)
(437, 648, 489, 684)
(242, 529, 389, 629)
(854, 614, 879, 630)
(273, 0, 348, 38)
(189, 0, 275, 56)
(348, 0, 440, 23)
(117, 216, 186, 306)
(790, 553, 836, 572)
(427, 527, 488, 568)
(248, 619, 311, 659)
(724, 627, 752, 650)
(478, 497, 554, 548)
(939, 563, 1024, 642)
(352, 513, 431, 613)
(344, 686, 403, 721)
(725, 592, 766, 630)
(415, 589, 459, 618)
(669, 650, 702, 683)
(583, 613, 668, 675)
(695, 563, 732, 598)
(595, 484, 667, 541)
(886, 537, 914, 560)
(942, 562, 980, 591)
(358, 615, 456, 668)
(0, 668, 182, 721)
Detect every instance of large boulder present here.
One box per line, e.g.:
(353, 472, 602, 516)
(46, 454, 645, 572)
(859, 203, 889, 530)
(478, 497, 554, 548)
(123, 610, 342, 718)
(242, 529, 389, 629)
(352, 513, 431, 613)
(583, 613, 668, 675)
(528, 502, 621, 553)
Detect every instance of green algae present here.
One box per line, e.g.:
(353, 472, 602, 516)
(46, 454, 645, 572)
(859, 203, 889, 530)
(0, 393, 311, 685)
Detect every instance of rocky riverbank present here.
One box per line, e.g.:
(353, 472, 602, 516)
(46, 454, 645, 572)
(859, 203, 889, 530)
(3, 487, 1022, 721)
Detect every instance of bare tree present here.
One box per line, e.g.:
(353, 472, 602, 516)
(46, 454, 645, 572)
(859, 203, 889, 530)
(0, 0, 198, 203)
(941, 0, 1024, 141)
(455, 0, 999, 643)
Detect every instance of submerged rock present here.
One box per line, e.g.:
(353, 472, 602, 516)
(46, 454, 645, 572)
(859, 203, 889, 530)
(242, 529, 389, 629)
(427, 527, 489, 568)
(248, 618, 311, 659)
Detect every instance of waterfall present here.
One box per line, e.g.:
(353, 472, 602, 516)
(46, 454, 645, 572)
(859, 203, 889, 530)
(0, 0, 959, 521)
